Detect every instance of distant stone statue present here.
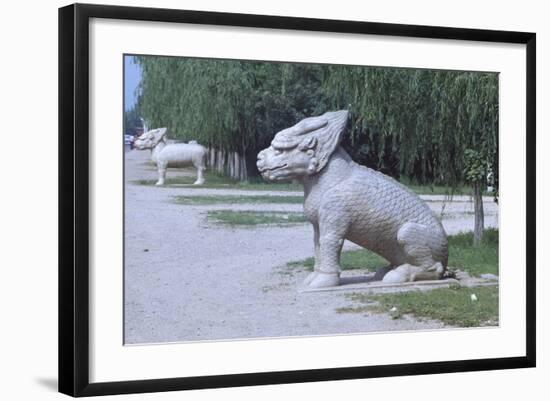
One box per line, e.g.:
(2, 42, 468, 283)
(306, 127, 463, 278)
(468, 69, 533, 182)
(134, 128, 207, 185)
(257, 110, 449, 288)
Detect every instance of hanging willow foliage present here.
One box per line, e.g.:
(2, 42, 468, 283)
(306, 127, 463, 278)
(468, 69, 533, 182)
(133, 56, 498, 189)
(323, 66, 498, 187)
(136, 56, 328, 173)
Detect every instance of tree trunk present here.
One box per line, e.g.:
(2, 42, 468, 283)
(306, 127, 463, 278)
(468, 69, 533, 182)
(209, 147, 215, 170)
(234, 152, 240, 181)
(207, 147, 249, 182)
(240, 153, 248, 181)
(229, 151, 234, 178)
(473, 181, 484, 246)
(217, 149, 223, 173)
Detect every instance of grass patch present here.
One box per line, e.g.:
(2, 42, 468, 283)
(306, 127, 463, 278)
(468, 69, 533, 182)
(133, 171, 231, 187)
(400, 177, 492, 196)
(237, 177, 302, 191)
(173, 194, 303, 205)
(448, 229, 499, 276)
(132, 169, 494, 196)
(335, 306, 374, 314)
(133, 171, 301, 191)
(340, 285, 499, 327)
(287, 229, 498, 277)
(134, 173, 467, 195)
(207, 210, 308, 226)
(287, 249, 387, 271)
(399, 177, 468, 195)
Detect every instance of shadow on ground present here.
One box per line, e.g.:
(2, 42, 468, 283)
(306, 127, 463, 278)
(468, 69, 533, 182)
(35, 377, 57, 392)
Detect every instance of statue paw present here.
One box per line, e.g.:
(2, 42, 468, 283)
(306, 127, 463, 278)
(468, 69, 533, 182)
(193, 180, 205, 185)
(303, 271, 319, 285)
(442, 269, 456, 279)
(307, 272, 340, 288)
(382, 264, 414, 283)
(373, 265, 393, 281)
(155, 181, 164, 186)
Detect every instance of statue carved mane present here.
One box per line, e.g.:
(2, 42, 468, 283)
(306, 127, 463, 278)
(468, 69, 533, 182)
(271, 110, 349, 173)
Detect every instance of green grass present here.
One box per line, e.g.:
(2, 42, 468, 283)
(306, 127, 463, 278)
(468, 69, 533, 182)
(398, 177, 467, 195)
(287, 229, 498, 277)
(338, 285, 499, 327)
(133, 171, 302, 191)
(399, 177, 492, 197)
(447, 229, 499, 276)
(207, 210, 308, 226)
(133, 171, 229, 187)
(235, 177, 302, 191)
(173, 194, 303, 205)
(287, 249, 387, 271)
(133, 168, 495, 196)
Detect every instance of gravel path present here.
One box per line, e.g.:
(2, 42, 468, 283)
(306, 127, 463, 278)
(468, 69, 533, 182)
(124, 149, 498, 344)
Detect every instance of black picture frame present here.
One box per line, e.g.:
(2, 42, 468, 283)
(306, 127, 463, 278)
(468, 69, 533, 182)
(58, 3, 536, 397)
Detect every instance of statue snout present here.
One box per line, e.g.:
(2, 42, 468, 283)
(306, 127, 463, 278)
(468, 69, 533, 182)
(256, 149, 267, 172)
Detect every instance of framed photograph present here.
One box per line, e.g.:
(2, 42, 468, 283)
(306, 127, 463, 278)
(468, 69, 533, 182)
(59, 3, 536, 397)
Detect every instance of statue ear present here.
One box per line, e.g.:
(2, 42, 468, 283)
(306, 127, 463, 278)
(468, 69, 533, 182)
(312, 110, 349, 172)
(152, 128, 167, 144)
(271, 116, 327, 149)
(295, 116, 328, 135)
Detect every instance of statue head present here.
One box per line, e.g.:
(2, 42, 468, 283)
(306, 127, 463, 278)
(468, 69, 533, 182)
(257, 110, 349, 181)
(133, 128, 167, 150)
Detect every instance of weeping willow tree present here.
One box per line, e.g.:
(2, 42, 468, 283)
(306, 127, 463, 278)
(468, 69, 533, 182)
(323, 66, 499, 243)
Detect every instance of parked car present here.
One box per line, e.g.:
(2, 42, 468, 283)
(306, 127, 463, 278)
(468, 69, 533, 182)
(124, 134, 135, 148)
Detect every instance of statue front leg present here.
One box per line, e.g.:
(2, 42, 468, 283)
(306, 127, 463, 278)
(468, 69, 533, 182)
(194, 165, 205, 185)
(307, 227, 345, 288)
(303, 224, 321, 285)
(155, 161, 167, 186)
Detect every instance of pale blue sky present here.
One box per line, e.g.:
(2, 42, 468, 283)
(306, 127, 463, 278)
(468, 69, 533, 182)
(124, 55, 142, 111)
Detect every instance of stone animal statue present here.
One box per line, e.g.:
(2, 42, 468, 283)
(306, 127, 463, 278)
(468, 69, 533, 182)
(257, 110, 449, 289)
(134, 128, 207, 186)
